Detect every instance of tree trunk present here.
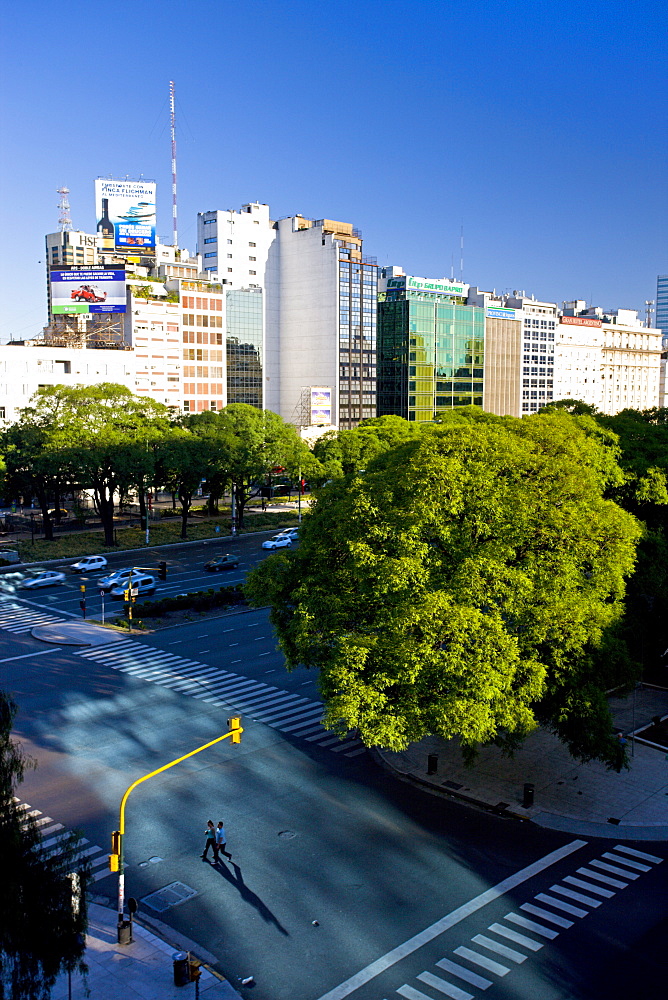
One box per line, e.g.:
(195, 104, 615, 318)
(178, 488, 192, 540)
(38, 492, 54, 542)
(235, 482, 247, 528)
(138, 488, 147, 530)
(96, 485, 116, 546)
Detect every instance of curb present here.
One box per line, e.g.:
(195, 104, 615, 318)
(89, 895, 243, 996)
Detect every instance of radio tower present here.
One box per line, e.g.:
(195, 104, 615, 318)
(170, 81, 178, 247)
(57, 186, 72, 232)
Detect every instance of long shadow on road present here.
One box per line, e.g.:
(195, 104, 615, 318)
(210, 857, 290, 936)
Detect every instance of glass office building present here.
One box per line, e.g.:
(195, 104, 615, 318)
(377, 272, 484, 421)
(338, 246, 378, 428)
(657, 275, 668, 347)
(226, 288, 263, 407)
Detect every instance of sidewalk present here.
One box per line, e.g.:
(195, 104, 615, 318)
(376, 685, 668, 840)
(52, 901, 242, 1000)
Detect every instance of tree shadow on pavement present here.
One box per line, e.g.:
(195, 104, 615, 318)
(213, 859, 289, 936)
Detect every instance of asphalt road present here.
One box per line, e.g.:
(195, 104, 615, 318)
(1, 538, 667, 999)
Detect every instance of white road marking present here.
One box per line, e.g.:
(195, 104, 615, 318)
(613, 845, 663, 864)
(486, 923, 543, 952)
(434, 957, 492, 989)
(519, 903, 572, 928)
(313, 840, 587, 1000)
(504, 912, 558, 940)
(471, 934, 527, 963)
(452, 947, 509, 977)
(416, 971, 473, 999)
(0, 648, 62, 664)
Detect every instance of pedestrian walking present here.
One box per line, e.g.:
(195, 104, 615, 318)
(201, 820, 216, 860)
(215, 820, 232, 861)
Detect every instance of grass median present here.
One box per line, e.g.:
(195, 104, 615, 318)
(11, 511, 301, 563)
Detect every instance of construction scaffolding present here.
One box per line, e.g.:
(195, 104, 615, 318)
(39, 312, 127, 350)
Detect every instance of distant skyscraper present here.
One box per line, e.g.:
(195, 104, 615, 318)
(656, 274, 668, 346)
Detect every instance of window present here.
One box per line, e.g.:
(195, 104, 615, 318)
(249, 242, 256, 247)
(203, 219, 215, 225)
(249, 270, 256, 275)
(204, 252, 216, 259)
(227, 268, 232, 272)
(227, 254, 233, 258)
(249, 256, 256, 261)
(204, 237, 217, 245)
(227, 239, 233, 244)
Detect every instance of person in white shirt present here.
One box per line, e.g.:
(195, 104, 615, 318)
(215, 820, 232, 861)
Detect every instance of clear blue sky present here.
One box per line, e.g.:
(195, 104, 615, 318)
(1, 0, 666, 342)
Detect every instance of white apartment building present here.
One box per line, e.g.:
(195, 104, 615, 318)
(197, 203, 274, 287)
(265, 215, 378, 429)
(555, 303, 662, 414)
(0, 343, 136, 423)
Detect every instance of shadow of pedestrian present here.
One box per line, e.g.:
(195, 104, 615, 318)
(214, 861, 289, 936)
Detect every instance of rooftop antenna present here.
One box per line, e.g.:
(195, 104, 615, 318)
(645, 300, 655, 328)
(459, 225, 464, 282)
(57, 186, 72, 232)
(170, 80, 178, 247)
(450, 254, 454, 282)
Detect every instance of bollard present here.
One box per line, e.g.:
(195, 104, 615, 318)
(173, 952, 189, 987)
(117, 920, 132, 946)
(427, 754, 438, 775)
(523, 782, 534, 808)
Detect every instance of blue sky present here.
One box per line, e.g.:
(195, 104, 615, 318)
(1, 0, 666, 342)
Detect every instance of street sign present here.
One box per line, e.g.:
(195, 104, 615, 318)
(130, 588, 138, 597)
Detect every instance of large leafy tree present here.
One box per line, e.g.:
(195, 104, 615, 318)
(0, 692, 90, 999)
(215, 404, 317, 527)
(155, 429, 212, 539)
(25, 385, 171, 546)
(247, 410, 641, 766)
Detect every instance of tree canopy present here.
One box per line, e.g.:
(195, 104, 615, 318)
(247, 410, 641, 766)
(0, 692, 89, 999)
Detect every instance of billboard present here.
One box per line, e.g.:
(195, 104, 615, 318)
(310, 387, 332, 425)
(95, 179, 156, 250)
(486, 307, 517, 320)
(560, 315, 602, 328)
(50, 266, 126, 314)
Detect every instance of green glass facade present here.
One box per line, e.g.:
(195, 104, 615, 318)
(226, 288, 263, 407)
(377, 288, 484, 421)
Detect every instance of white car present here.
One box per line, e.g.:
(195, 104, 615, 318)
(70, 555, 108, 573)
(277, 527, 300, 542)
(110, 574, 156, 599)
(98, 567, 137, 591)
(262, 534, 293, 550)
(20, 569, 66, 589)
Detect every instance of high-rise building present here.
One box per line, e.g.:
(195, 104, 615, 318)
(657, 275, 668, 345)
(264, 216, 378, 430)
(376, 268, 484, 422)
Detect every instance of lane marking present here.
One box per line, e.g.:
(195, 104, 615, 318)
(434, 958, 492, 989)
(0, 648, 63, 664)
(613, 845, 663, 864)
(313, 839, 587, 1000)
(452, 947, 509, 977)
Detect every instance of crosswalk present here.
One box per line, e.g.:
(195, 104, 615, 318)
(74, 637, 367, 758)
(0, 600, 66, 633)
(392, 844, 664, 1000)
(13, 797, 110, 883)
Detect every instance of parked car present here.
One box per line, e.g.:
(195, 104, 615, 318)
(0, 549, 20, 565)
(110, 574, 157, 599)
(70, 555, 108, 573)
(204, 554, 240, 572)
(20, 569, 66, 589)
(276, 527, 300, 542)
(98, 567, 138, 592)
(48, 508, 70, 519)
(262, 534, 293, 550)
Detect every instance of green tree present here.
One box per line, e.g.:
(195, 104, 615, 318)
(0, 692, 90, 999)
(247, 411, 640, 766)
(313, 414, 421, 478)
(155, 429, 211, 539)
(25, 385, 171, 546)
(215, 404, 316, 527)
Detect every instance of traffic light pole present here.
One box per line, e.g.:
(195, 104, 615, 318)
(110, 717, 242, 943)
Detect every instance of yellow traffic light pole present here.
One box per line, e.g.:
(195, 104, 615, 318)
(111, 716, 243, 942)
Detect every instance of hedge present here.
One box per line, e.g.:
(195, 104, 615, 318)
(131, 583, 246, 618)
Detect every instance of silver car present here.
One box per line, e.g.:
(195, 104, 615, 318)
(20, 569, 66, 589)
(98, 567, 137, 592)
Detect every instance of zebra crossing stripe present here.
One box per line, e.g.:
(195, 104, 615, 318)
(74, 637, 363, 756)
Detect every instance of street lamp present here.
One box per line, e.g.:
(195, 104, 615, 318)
(110, 717, 243, 943)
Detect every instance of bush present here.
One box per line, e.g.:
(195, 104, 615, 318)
(133, 583, 246, 618)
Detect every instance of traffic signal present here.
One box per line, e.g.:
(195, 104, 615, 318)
(158, 561, 167, 581)
(110, 831, 121, 871)
(123, 589, 130, 602)
(227, 716, 242, 743)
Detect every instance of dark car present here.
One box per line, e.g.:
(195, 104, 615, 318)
(204, 554, 240, 572)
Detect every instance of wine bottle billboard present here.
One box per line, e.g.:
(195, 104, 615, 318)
(95, 179, 156, 250)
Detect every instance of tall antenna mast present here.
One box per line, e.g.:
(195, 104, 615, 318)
(170, 81, 178, 247)
(459, 225, 464, 282)
(57, 186, 72, 232)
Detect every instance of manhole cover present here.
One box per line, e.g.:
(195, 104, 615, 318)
(278, 830, 296, 839)
(142, 882, 198, 913)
